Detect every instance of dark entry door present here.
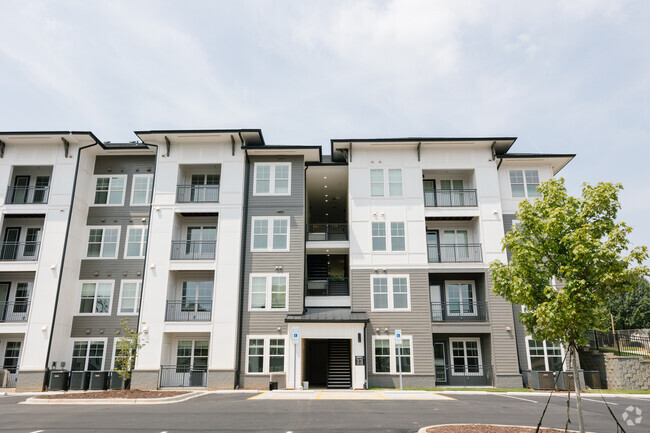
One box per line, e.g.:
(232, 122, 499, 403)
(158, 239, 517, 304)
(1, 228, 21, 260)
(426, 230, 440, 262)
(12, 176, 30, 203)
(0, 282, 9, 321)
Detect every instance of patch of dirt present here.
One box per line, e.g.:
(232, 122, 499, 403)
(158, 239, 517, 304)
(427, 425, 580, 433)
(36, 389, 189, 399)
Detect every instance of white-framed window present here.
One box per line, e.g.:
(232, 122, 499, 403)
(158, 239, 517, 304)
(372, 335, 413, 374)
(249, 274, 288, 311)
(246, 336, 287, 374)
(251, 217, 290, 251)
(2, 341, 21, 370)
(93, 175, 127, 205)
(176, 340, 209, 370)
(78, 280, 114, 315)
(112, 340, 129, 370)
(510, 169, 540, 198)
(370, 169, 402, 197)
(372, 221, 406, 252)
(70, 338, 106, 371)
(371, 275, 410, 311)
(124, 226, 148, 258)
(527, 338, 564, 371)
(131, 174, 154, 205)
(449, 338, 483, 376)
(371, 222, 386, 251)
(13, 282, 30, 313)
(86, 226, 120, 259)
(117, 280, 142, 314)
(253, 162, 291, 196)
(445, 281, 477, 317)
(390, 222, 405, 251)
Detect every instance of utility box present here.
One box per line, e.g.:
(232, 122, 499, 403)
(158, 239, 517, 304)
(528, 371, 555, 390)
(584, 370, 602, 389)
(48, 371, 69, 391)
(89, 371, 109, 390)
(109, 372, 125, 390)
(557, 372, 576, 391)
(69, 371, 90, 390)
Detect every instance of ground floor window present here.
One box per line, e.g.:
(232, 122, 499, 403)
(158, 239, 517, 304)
(449, 338, 482, 376)
(246, 336, 287, 374)
(176, 340, 209, 372)
(71, 340, 105, 371)
(527, 339, 564, 371)
(3, 341, 21, 370)
(372, 336, 413, 374)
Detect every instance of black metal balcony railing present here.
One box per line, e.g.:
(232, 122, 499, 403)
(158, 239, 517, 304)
(435, 364, 493, 386)
(165, 300, 212, 322)
(307, 277, 349, 296)
(424, 189, 477, 207)
(0, 301, 30, 322)
(170, 241, 216, 260)
(6, 186, 50, 204)
(307, 224, 348, 241)
(160, 365, 207, 388)
(0, 368, 18, 388)
(0, 242, 40, 261)
(427, 244, 482, 263)
(176, 185, 220, 203)
(430, 302, 488, 322)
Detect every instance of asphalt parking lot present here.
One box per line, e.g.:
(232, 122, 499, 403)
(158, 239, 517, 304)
(0, 391, 648, 433)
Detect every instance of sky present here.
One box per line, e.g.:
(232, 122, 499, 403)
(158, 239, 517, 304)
(0, 0, 648, 260)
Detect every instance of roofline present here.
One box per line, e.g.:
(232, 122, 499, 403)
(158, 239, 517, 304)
(0, 130, 103, 146)
(330, 136, 517, 143)
(499, 153, 576, 159)
(134, 128, 264, 142)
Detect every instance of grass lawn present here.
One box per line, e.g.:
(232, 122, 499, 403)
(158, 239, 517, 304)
(584, 388, 650, 394)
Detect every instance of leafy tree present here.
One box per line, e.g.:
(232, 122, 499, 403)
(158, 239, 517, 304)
(490, 178, 649, 433)
(609, 276, 650, 330)
(113, 318, 147, 388)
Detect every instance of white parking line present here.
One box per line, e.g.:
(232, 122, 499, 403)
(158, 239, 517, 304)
(580, 397, 618, 406)
(30, 430, 44, 433)
(495, 394, 539, 403)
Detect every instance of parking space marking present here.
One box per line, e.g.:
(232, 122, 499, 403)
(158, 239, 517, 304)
(247, 392, 267, 400)
(316, 392, 323, 400)
(494, 394, 538, 403)
(30, 430, 44, 433)
(580, 397, 618, 406)
(374, 392, 387, 400)
(433, 393, 457, 401)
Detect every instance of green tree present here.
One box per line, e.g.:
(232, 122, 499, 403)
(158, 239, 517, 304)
(609, 276, 650, 330)
(490, 178, 648, 433)
(113, 318, 147, 388)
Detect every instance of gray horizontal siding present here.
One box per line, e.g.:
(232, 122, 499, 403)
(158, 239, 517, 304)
(486, 272, 519, 374)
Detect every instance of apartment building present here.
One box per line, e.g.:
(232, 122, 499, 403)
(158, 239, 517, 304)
(0, 130, 573, 392)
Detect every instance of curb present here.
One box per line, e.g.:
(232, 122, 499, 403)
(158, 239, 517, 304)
(417, 424, 591, 433)
(20, 390, 207, 405)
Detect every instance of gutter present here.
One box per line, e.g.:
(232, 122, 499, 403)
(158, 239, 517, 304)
(496, 157, 503, 170)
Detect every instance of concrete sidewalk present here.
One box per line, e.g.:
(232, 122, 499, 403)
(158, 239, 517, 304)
(248, 389, 457, 400)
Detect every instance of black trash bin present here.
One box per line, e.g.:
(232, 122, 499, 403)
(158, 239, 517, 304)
(109, 371, 125, 390)
(48, 371, 69, 391)
(89, 371, 109, 390)
(69, 371, 90, 390)
(269, 381, 278, 391)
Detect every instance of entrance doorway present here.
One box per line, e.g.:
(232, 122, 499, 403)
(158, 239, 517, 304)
(303, 339, 352, 389)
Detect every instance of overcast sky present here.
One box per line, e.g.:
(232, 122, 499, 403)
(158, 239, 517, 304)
(1, 0, 648, 260)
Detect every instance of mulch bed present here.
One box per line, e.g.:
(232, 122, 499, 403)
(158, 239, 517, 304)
(427, 425, 580, 433)
(36, 389, 189, 399)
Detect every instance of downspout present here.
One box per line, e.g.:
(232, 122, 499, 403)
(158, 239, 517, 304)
(363, 321, 368, 389)
(43, 140, 98, 387)
(496, 157, 503, 170)
(234, 133, 250, 389)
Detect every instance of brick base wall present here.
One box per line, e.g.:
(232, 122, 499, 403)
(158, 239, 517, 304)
(207, 370, 236, 390)
(580, 350, 650, 390)
(130, 370, 160, 390)
(15, 370, 46, 392)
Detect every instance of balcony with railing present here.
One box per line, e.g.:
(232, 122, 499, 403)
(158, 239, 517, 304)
(435, 364, 493, 386)
(424, 189, 477, 207)
(160, 365, 207, 388)
(307, 224, 348, 241)
(431, 301, 488, 322)
(165, 300, 212, 321)
(0, 242, 40, 261)
(0, 301, 30, 322)
(170, 241, 216, 260)
(306, 277, 349, 296)
(6, 186, 50, 204)
(427, 244, 482, 263)
(176, 184, 220, 203)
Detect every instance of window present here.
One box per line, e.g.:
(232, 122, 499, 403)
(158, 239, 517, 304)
(118, 280, 142, 314)
(79, 281, 113, 314)
(86, 227, 120, 258)
(510, 170, 540, 198)
(372, 222, 386, 251)
(94, 175, 126, 205)
(442, 229, 470, 261)
(371, 275, 410, 311)
(445, 281, 477, 316)
(251, 217, 289, 251)
(71, 340, 105, 371)
(181, 281, 213, 312)
(373, 222, 406, 252)
(246, 336, 287, 374)
(249, 274, 288, 311)
(131, 174, 154, 205)
(372, 336, 413, 374)
(13, 282, 29, 313)
(189, 174, 220, 202)
(3, 341, 21, 370)
(124, 227, 148, 258)
(24, 227, 41, 257)
(113, 343, 129, 370)
(450, 338, 482, 375)
(34, 176, 50, 203)
(176, 340, 208, 371)
(438, 180, 466, 206)
(527, 339, 564, 371)
(254, 163, 291, 195)
(390, 222, 405, 251)
(370, 169, 403, 197)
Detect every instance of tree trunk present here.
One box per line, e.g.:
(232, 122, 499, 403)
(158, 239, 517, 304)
(571, 344, 585, 433)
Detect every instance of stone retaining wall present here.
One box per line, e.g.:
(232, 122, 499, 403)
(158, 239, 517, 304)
(580, 350, 650, 390)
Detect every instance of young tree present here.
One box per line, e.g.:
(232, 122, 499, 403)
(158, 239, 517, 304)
(490, 178, 648, 433)
(113, 318, 147, 388)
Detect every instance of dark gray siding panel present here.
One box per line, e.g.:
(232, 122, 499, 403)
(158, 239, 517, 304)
(486, 271, 520, 375)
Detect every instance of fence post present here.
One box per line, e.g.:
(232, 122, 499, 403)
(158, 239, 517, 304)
(593, 330, 599, 351)
(614, 331, 622, 356)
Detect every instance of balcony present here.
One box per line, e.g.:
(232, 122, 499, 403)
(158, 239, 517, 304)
(307, 224, 348, 241)
(431, 302, 488, 322)
(0, 301, 30, 322)
(427, 244, 482, 263)
(5, 186, 50, 204)
(165, 301, 212, 322)
(424, 189, 477, 207)
(170, 241, 216, 260)
(307, 277, 349, 296)
(0, 242, 40, 261)
(176, 185, 220, 203)
(160, 365, 207, 388)
(435, 364, 492, 386)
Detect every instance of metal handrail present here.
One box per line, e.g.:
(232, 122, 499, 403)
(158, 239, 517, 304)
(427, 243, 482, 263)
(5, 186, 50, 204)
(176, 184, 220, 203)
(434, 364, 492, 386)
(170, 241, 216, 260)
(0, 301, 30, 322)
(430, 301, 488, 322)
(424, 189, 477, 207)
(160, 365, 207, 388)
(165, 300, 212, 322)
(0, 242, 41, 261)
(306, 277, 349, 296)
(307, 224, 348, 241)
